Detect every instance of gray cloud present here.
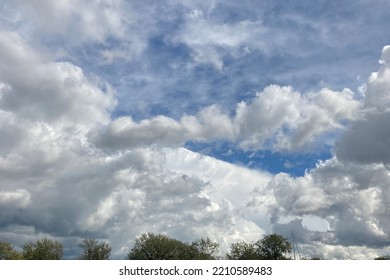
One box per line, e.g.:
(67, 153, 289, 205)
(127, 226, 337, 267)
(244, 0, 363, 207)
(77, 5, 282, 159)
(260, 157, 390, 255)
(336, 46, 390, 165)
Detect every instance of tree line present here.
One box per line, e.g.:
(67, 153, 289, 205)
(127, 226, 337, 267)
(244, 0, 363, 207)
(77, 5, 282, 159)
(1, 233, 389, 260)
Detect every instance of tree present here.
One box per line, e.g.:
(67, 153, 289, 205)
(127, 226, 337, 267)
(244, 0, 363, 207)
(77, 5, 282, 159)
(189, 237, 220, 260)
(255, 234, 292, 260)
(126, 233, 220, 260)
(22, 237, 63, 260)
(78, 239, 111, 260)
(227, 234, 292, 260)
(227, 241, 258, 260)
(126, 233, 189, 260)
(0, 241, 23, 260)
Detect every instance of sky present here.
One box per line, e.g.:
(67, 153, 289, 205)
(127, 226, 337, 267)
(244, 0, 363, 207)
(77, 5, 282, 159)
(0, 0, 390, 260)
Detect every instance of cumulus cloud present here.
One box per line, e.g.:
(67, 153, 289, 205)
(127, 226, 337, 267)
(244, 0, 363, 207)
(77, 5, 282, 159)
(92, 85, 360, 153)
(0, 31, 116, 128)
(336, 45, 390, 165)
(257, 157, 390, 257)
(235, 85, 360, 151)
(0, 144, 272, 257)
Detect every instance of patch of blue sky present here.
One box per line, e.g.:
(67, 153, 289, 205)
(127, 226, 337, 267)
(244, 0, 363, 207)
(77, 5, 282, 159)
(40, 0, 389, 127)
(185, 140, 332, 177)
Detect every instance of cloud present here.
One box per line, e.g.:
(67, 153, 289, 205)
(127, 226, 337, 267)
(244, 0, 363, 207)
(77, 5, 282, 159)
(0, 143, 272, 257)
(8, 0, 127, 43)
(249, 50, 390, 256)
(235, 85, 360, 151)
(99, 43, 145, 65)
(0, 32, 273, 255)
(0, 31, 116, 128)
(91, 116, 188, 150)
(259, 157, 390, 253)
(164, 147, 272, 210)
(336, 45, 390, 165)
(0, 30, 118, 246)
(0, 189, 31, 208)
(92, 85, 360, 153)
(173, 10, 265, 70)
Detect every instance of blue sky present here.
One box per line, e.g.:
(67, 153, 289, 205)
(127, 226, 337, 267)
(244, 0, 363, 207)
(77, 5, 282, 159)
(64, 0, 386, 173)
(1, 0, 390, 259)
(185, 140, 333, 176)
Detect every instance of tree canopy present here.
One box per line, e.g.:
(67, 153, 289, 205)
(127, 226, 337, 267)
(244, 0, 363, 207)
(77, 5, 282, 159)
(126, 233, 188, 260)
(2, 232, 387, 260)
(189, 237, 220, 260)
(227, 234, 292, 260)
(255, 233, 292, 260)
(0, 241, 23, 260)
(126, 233, 219, 260)
(227, 241, 258, 260)
(22, 237, 63, 260)
(78, 239, 111, 260)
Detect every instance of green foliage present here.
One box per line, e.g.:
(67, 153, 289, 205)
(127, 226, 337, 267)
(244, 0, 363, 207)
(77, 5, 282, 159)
(126, 233, 188, 260)
(22, 238, 63, 260)
(227, 234, 292, 260)
(78, 239, 111, 260)
(126, 233, 219, 260)
(0, 241, 23, 260)
(189, 237, 220, 260)
(255, 234, 292, 260)
(227, 241, 258, 260)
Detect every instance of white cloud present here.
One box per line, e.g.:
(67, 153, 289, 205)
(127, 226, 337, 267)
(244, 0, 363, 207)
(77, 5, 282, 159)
(0, 189, 31, 208)
(0, 31, 116, 129)
(10, 0, 127, 43)
(379, 45, 390, 66)
(164, 147, 272, 209)
(235, 85, 361, 151)
(100, 42, 146, 65)
(93, 85, 360, 153)
(91, 116, 188, 150)
(172, 9, 265, 70)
